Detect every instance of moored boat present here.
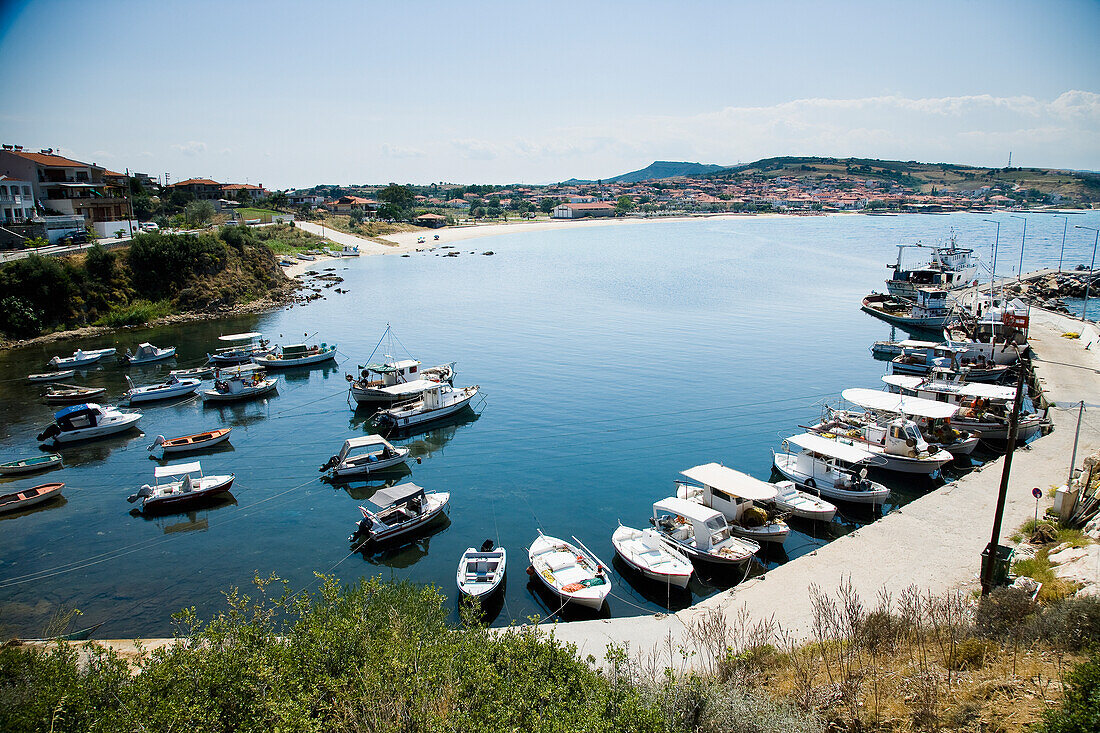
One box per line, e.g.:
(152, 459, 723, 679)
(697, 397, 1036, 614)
(348, 483, 450, 546)
(861, 289, 956, 331)
(885, 235, 980, 300)
(650, 497, 761, 566)
(36, 403, 142, 445)
(676, 463, 790, 543)
(202, 374, 278, 403)
(349, 359, 456, 406)
(371, 383, 479, 430)
(148, 428, 232, 455)
(207, 332, 272, 365)
(253, 342, 337, 368)
(123, 375, 200, 404)
(808, 415, 955, 475)
(839, 388, 979, 456)
(769, 481, 837, 521)
(0, 453, 63, 476)
(43, 384, 108, 404)
(127, 461, 235, 512)
(0, 482, 64, 514)
(772, 433, 890, 505)
(890, 345, 1010, 383)
(457, 540, 507, 600)
(319, 435, 410, 478)
(611, 525, 693, 588)
(527, 532, 611, 610)
(28, 369, 75, 382)
(119, 342, 177, 365)
(47, 347, 115, 369)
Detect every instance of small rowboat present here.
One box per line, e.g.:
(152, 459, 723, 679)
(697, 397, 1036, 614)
(170, 366, 215, 380)
(0, 482, 65, 514)
(148, 428, 232, 455)
(611, 525, 693, 588)
(527, 532, 611, 611)
(28, 370, 75, 382)
(0, 453, 63, 476)
(44, 384, 108, 404)
(457, 540, 507, 600)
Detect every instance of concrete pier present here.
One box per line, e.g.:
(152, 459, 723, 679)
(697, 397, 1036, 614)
(546, 306, 1100, 664)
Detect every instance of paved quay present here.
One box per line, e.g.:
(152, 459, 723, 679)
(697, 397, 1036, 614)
(546, 306, 1100, 665)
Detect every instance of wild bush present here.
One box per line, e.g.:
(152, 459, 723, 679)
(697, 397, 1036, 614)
(975, 586, 1039, 639)
(1033, 650, 1100, 733)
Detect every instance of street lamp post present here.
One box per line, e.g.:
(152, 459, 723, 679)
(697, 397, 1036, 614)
(1075, 225, 1098, 323)
(1056, 216, 1068, 273)
(1010, 215, 1026, 281)
(983, 218, 1001, 299)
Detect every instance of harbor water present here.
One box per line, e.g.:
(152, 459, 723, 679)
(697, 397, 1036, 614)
(2, 210, 1099, 636)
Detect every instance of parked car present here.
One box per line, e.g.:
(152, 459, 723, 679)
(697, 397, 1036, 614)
(140, 222, 159, 232)
(59, 231, 88, 245)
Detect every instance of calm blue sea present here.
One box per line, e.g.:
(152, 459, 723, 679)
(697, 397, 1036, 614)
(1, 210, 1098, 636)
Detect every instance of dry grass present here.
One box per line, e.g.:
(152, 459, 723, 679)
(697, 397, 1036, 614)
(312, 214, 428, 242)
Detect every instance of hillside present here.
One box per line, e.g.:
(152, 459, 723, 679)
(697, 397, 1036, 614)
(564, 160, 728, 185)
(708, 156, 1100, 203)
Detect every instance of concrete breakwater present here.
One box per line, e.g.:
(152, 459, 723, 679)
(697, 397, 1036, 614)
(546, 305, 1100, 665)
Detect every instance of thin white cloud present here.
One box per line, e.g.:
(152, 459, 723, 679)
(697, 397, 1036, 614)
(381, 143, 426, 159)
(171, 140, 207, 156)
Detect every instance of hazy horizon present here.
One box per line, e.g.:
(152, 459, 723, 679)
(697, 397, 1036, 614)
(2, 0, 1098, 189)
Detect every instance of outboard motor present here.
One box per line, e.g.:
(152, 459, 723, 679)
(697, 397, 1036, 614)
(127, 485, 154, 504)
(319, 455, 339, 472)
(37, 423, 61, 442)
(480, 539, 495, 552)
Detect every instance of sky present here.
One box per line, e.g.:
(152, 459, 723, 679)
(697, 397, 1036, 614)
(1, 0, 1098, 189)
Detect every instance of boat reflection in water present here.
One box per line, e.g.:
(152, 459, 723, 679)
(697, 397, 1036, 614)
(324, 465, 413, 501)
(353, 516, 451, 569)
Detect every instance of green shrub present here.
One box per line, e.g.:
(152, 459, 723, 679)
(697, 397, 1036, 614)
(975, 587, 1039, 639)
(1037, 596, 1100, 652)
(947, 638, 995, 670)
(92, 299, 173, 327)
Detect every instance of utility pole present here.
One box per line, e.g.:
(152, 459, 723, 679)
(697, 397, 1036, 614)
(1057, 216, 1068, 273)
(1068, 401, 1085, 487)
(1010, 215, 1026, 281)
(1076, 226, 1098, 323)
(981, 351, 1026, 595)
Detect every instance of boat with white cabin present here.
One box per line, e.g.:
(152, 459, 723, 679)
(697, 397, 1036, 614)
(348, 359, 456, 406)
(319, 435, 410, 478)
(837, 388, 979, 456)
(861, 288, 957, 331)
(202, 374, 278, 403)
(528, 532, 612, 610)
(772, 433, 890, 505)
(611, 525, 693, 588)
(808, 415, 955, 475)
(650, 497, 761, 566)
(457, 540, 507, 600)
(123, 375, 200, 404)
(36, 403, 142, 445)
(119, 342, 176, 365)
(881, 372, 1042, 441)
(371, 383, 479, 430)
(47, 347, 115, 369)
(675, 463, 790, 543)
(348, 483, 450, 546)
(127, 461, 235, 513)
(885, 235, 980, 300)
(890, 344, 1011, 383)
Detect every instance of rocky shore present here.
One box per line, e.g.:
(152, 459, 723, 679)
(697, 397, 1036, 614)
(1002, 269, 1100, 313)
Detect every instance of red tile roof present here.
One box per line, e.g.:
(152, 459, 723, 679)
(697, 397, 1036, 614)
(8, 151, 91, 167)
(222, 183, 263, 190)
(103, 169, 125, 177)
(561, 202, 614, 210)
(170, 178, 220, 187)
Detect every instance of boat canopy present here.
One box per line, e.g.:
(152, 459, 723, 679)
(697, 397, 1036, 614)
(154, 461, 201, 478)
(338, 435, 391, 460)
(786, 433, 876, 463)
(679, 463, 777, 502)
(882, 375, 1016, 400)
(897, 339, 941, 349)
(842, 388, 958, 419)
(218, 332, 262, 342)
(365, 359, 419, 373)
(54, 403, 100, 420)
(369, 482, 424, 507)
(653, 496, 724, 524)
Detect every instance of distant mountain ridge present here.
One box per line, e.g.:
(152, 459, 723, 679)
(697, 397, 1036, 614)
(564, 161, 728, 185)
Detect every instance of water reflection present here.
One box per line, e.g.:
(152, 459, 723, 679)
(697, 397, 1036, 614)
(0, 494, 67, 521)
(128, 494, 238, 523)
(353, 516, 451, 568)
(610, 555, 693, 612)
(52, 430, 147, 466)
(324, 466, 414, 500)
(525, 575, 612, 622)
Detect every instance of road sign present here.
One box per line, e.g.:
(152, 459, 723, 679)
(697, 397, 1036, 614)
(1032, 487, 1043, 499)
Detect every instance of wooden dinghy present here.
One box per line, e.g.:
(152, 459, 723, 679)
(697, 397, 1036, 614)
(43, 384, 108, 404)
(0, 453, 63, 476)
(148, 428, 232, 455)
(0, 482, 65, 514)
(28, 369, 75, 382)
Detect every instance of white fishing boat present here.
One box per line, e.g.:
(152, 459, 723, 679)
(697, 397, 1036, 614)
(36, 403, 142, 445)
(885, 236, 980, 300)
(28, 369, 75, 382)
(457, 540, 507, 600)
(296, 253, 315, 261)
(881, 372, 1042, 442)
(809, 415, 955, 475)
(348, 359, 456, 406)
(119, 342, 177, 365)
(861, 288, 957, 331)
(611, 525, 693, 588)
(148, 428, 233, 455)
(0, 482, 64, 514)
(675, 463, 790, 543)
(43, 384, 108, 404)
(371, 383, 479, 430)
(839, 388, 980, 456)
(202, 374, 278, 403)
(169, 366, 216, 379)
(127, 461, 235, 513)
(650, 497, 761, 566)
(0, 453, 63, 476)
(527, 532, 611, 611)
(769, 481, 837, 521)
(207, 332, 271, 365)
(319, 435, 410, 477)
(47, 347, 115, 369)
(348, 483, 450, 546)
(123, 375, 200, 404)
(341, 245, 360, 256)
(213, 363, 265, 378)
(253, 342, 337, 368)
(890, 344, 1010, 383)
(772, 433, 890, 505)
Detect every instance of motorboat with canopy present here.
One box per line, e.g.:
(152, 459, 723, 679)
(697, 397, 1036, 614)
(37, 403, 142, 445)
(371, 383, 479, 430)
(127, 461, 235, 512)
(890, 344, 1010, 382)
(650, 497, 760, 566)
(885, 235, 979, 300)
(349, 483, 450, 546)
(839, 387, 978, 456)
(861, 288, 957, 331)
(202, 373, 278, 403)
(320, 435, 410, 477)
(123, 375, 200, 404)
(676, 463, 789, 543)
(207, 332, 271, 365)
(120, 342, 177, 365)
(772, 433, 890, 505)
(253, 342, 337, 368)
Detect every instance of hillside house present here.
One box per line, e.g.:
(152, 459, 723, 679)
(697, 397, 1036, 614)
(551, 202, 615, 219)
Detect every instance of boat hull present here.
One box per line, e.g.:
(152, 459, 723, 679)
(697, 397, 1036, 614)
(457, 548, 507, 599)
(137, 475, 235, 513)
(151, 428, 232, 455)
(125, 382, 199, 404)
(611, 530, 692, 588)
(0, 482, 64, 513)
(202, 380, 278, 402)
(0, 454, 63, 476)
(374, 388, 478, 430)
(45, 414, 142, 445)
(772, 454, 890, 505)
(332, 448, 410, 478)
(253, 349, 337, 369)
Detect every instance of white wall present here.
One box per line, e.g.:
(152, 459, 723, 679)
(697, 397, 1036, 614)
(93, 219, 139, 238)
